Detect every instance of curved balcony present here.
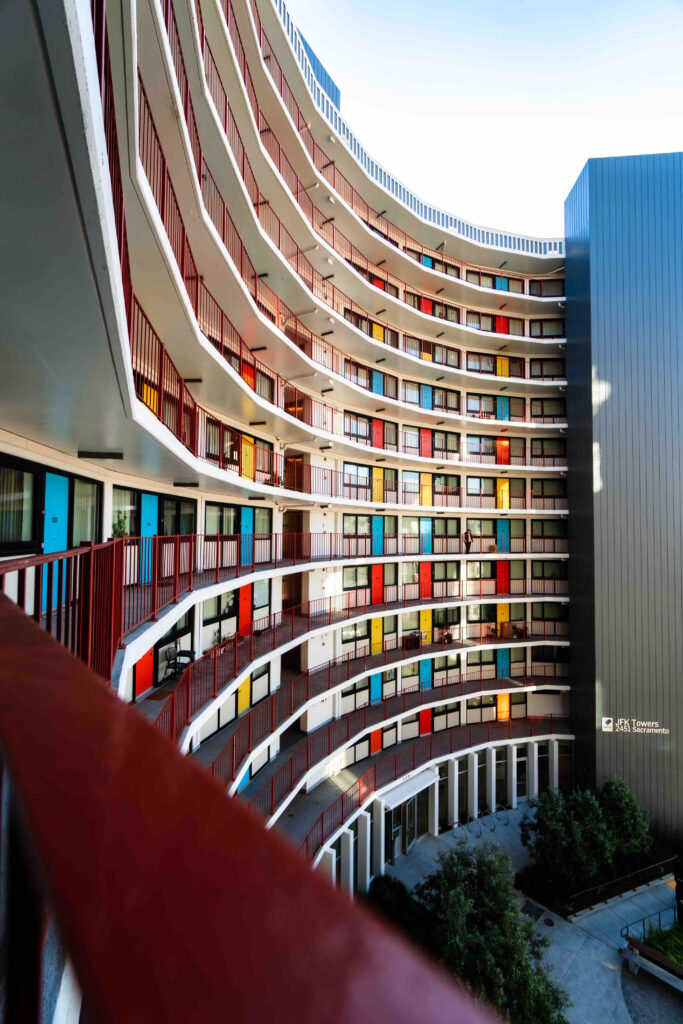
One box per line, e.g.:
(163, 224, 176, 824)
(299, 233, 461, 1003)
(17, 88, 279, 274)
(241, 0, 564, 267)
(175, 17, 567, 349)
(294, 714, 573, 861)
(144, 5, 567, 415)
(149, 578, 568, 747)
(241, 678, 569, 822)
(195, 9, 564, 322)
(203, 639, 568, 794)
(0, 526, 567, 688)
(131, 294, 570, 508)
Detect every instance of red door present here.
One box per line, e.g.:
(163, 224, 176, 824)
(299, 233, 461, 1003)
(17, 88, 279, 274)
(419, 709, 432, 735)
(239, 583, 252, 630)
(495, 316, 509, 334)
(419, 562, 432, 599)
(496, 438, 510, 465)
(372, 277, 385, 291)
(241, 362, 256, 389)
(370, 729, 382, 753)
(419, 429, 432, 459)
(371, 564, 384, 605)
(496, 561, 510, 595)
(420, 297, 433, 316)
(372, 418, 384, 450)
(134, 648, 154, 698)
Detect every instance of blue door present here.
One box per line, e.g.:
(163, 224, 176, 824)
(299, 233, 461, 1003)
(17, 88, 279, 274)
(372, 515, 384, 556)
(495, 277, 509, 291)
(43, 472, 69, 611)
(139, 493, 158, 585)
(419, 659, 432, 689)
(496, 396, 510, 421)
(497, 648, 510, 679)
(420, 255, 433, 269)
(371, 370, 384, 395)
(370, 673, 382, 703)
(419, 517, 432, 554)
(496, 519, 510, 553)
(240, 506, 254, 566)
(420, 384, 433, 410)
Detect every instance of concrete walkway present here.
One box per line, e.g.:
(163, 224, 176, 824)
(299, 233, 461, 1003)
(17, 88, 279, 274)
(385, 813, 678, 1024)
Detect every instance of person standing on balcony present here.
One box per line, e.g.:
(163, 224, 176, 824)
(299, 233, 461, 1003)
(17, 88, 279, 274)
(463, 528, 473, 553)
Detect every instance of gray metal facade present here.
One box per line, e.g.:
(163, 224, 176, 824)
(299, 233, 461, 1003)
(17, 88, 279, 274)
(565, 153, 683, 838)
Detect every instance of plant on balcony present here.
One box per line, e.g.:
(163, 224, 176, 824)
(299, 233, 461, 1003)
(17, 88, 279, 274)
(367, 844, 570, 1024)
(111, 512, 128, 538)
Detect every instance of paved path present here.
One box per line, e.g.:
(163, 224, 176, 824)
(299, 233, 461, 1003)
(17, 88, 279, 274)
(386, 814, 679, 1024)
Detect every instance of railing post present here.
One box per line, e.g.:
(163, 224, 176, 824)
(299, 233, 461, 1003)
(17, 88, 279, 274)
(151, 537, 159, 621)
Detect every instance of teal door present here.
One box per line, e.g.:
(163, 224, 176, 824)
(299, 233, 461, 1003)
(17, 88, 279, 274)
(43, 472, 69, 610)
(140, 493, 158, 584)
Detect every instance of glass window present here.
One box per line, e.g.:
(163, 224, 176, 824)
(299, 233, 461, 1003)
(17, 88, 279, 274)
(112, 487, 137, 536)
(72, 478, 99, 546)
(0, 464, 35, 547)
(253, 579, 270, 610)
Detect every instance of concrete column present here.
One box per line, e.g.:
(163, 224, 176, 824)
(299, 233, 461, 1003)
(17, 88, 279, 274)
(101, 479, 113, 539)
(340, 830, 354, 898)
(446, 757, 458, 826)
(467, 751, 478, 818)
(192, 606, 203, 657)
(428, 781, 439, 836)
(548, 738, 560, 790)
(371, 799, 385, 878)
(527, 741, 539, 800)
(356, 812, 372, 892)
(317, 847, 336, 886)
(507, 744, 518, 809)
(485, 746, 496, 811)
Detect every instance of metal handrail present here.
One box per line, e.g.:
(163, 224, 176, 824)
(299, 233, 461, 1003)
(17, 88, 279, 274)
(620, 904, 678, 941)
(567, 856, 679, 914)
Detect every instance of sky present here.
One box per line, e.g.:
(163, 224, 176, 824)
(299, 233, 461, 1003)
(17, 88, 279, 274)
(283, 0, 683, 237)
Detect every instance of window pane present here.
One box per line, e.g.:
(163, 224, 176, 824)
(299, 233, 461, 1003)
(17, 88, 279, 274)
(72, 479, 99, 546)
(0, 465, 34, 544)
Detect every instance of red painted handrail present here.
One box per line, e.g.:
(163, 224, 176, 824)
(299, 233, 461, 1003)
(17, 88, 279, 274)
(0, 594, 497, 1024)
(154, 582, 568, 745)
(212, 651, 568, 795)
(229, 0, 565, 294)
(300, 714, 572, 859)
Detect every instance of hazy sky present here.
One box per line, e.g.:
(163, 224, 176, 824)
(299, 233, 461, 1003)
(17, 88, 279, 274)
(284, 0, 683, 237)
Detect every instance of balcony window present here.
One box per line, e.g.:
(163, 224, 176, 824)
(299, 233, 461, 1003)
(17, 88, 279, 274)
(112, 487, 138, 537)
(0, 463, 35, 550)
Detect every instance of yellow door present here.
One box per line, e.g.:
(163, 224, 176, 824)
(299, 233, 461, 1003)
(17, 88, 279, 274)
(419, 608, 432, 643)
(372, 466, 384, 503)
(496, 355, 509, 377)
(497, 603, 510, 641)
(496, 478, 510, 509)
(497, 693, 510, 720)
(370, 617, 383, 655)
(420, 472, 433, 506)
(241, 434, 255, 481)
(372, 322, 385, 343)
(142, 382, 158, 414)
(237, 676, 250, 714)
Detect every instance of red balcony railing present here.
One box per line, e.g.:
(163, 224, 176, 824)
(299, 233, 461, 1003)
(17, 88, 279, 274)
(196, 26, 563, 342)
(248, 678, 569, 820)
(0, 527, 567, 682)
(0, 594, 496, 1024)
(234, 0, 565, 300)
(300, 715, 572, 859)
(211, 643, 568, 796)
(154, 590, 568, 746)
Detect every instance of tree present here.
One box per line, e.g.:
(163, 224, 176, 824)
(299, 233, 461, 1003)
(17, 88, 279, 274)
(368, 845, 570, 1024)
(521, 778, 654, 891)
(598, 777, 652, 865)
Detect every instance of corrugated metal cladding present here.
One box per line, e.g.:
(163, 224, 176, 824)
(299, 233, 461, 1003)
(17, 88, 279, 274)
(566, 153, 683, 839)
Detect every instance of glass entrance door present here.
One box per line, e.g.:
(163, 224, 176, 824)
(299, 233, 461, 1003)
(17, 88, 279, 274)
(404, 798, 417, 854)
